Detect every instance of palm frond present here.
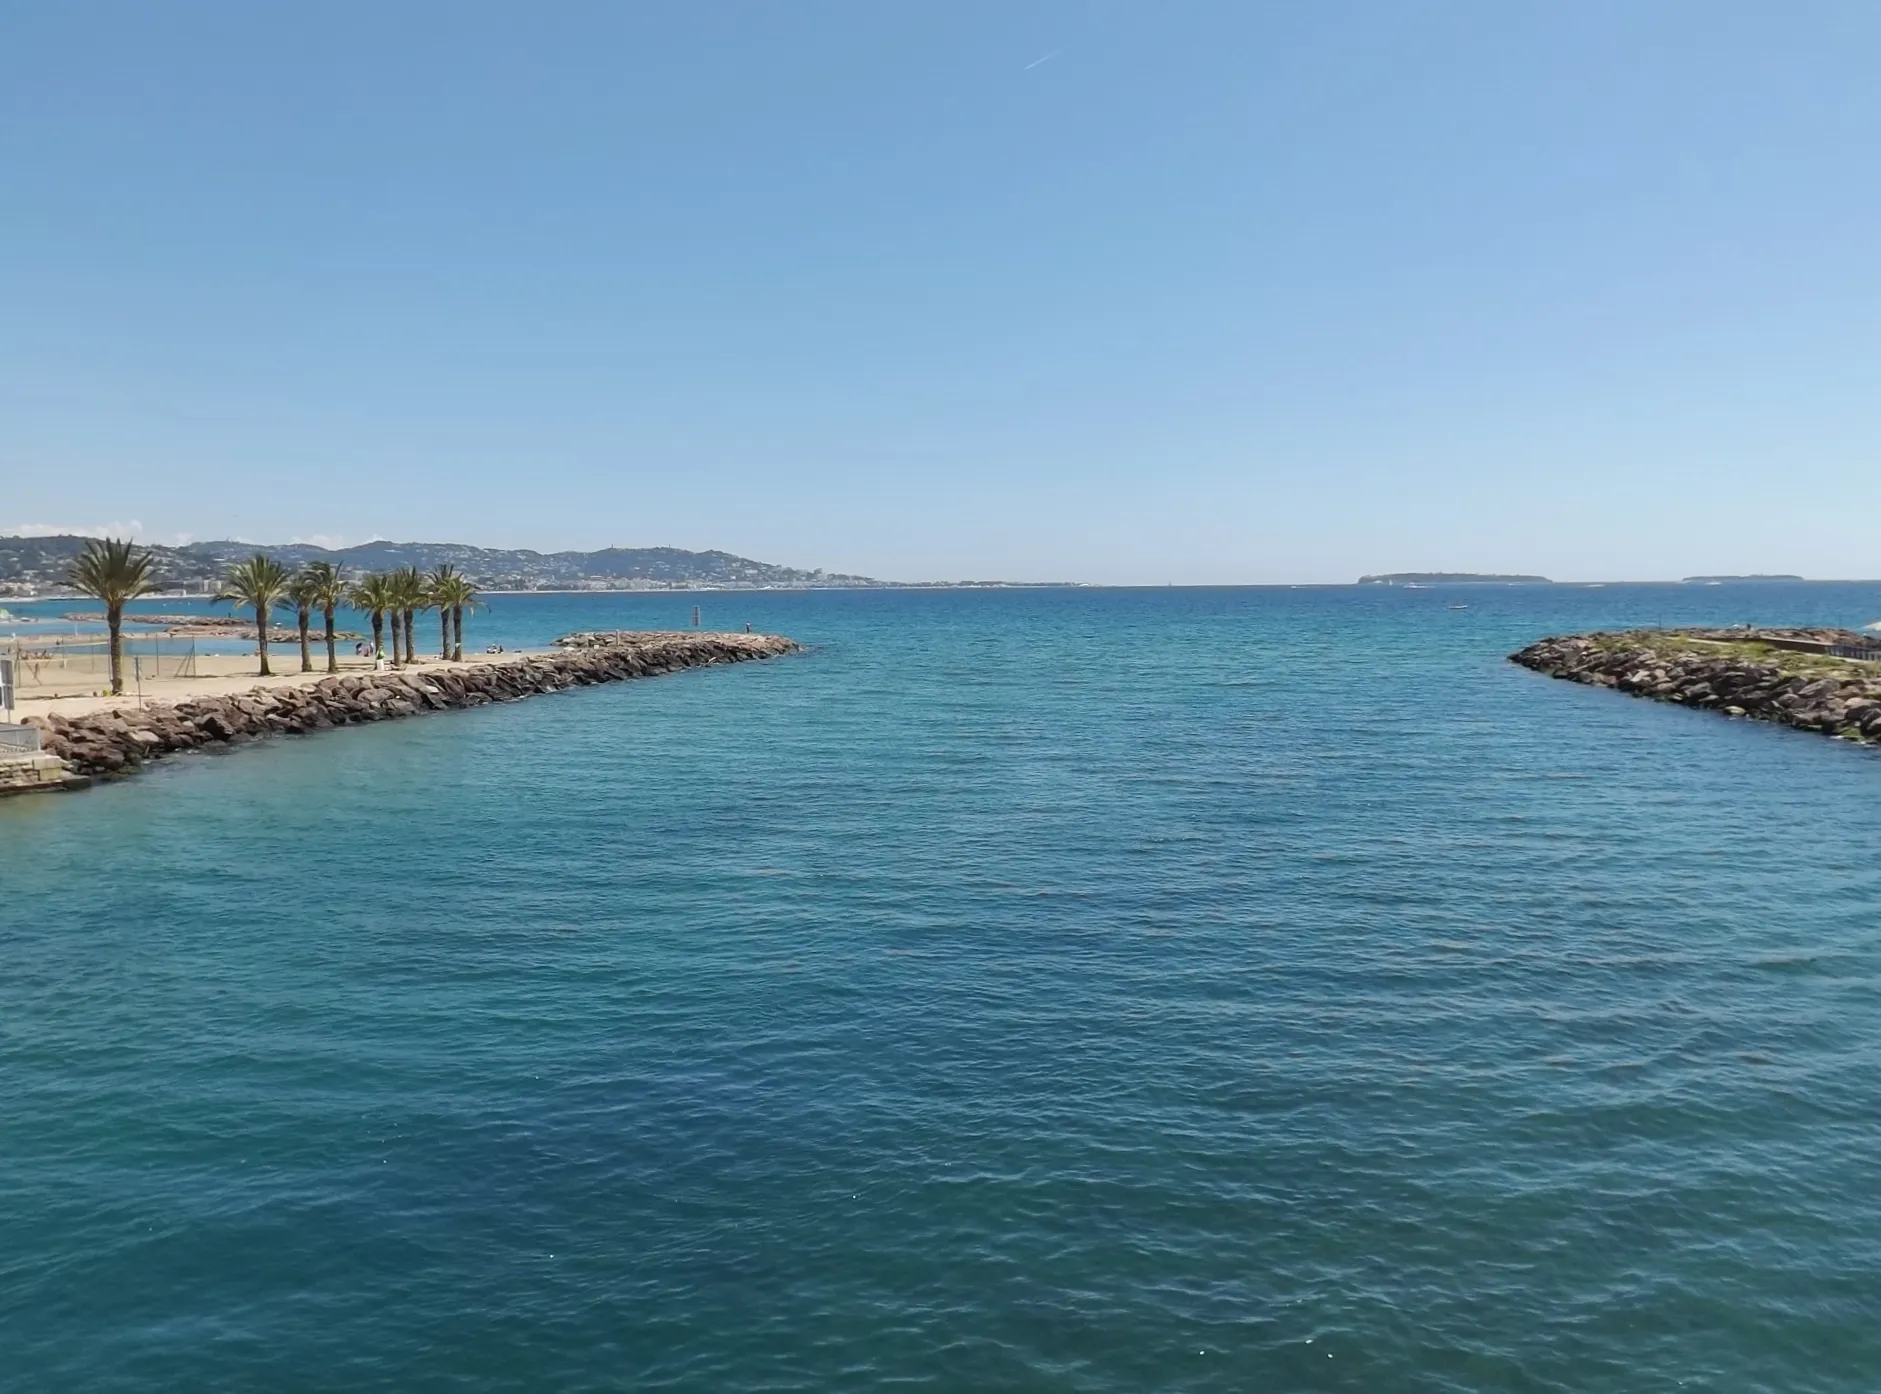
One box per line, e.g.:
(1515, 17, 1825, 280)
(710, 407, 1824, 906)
(215, 553, 292, 611)
(356, 572, 422, 615)
(430, 570, 483, 612)
(66, 537, 159, 607)
(295, 560, 349, 608)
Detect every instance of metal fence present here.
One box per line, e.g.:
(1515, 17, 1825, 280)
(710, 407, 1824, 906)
(4, 636, 198, 692)
(0, 723, 40, 755)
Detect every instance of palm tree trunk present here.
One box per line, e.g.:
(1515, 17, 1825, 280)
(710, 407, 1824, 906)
(440, 609, 451, 660)
(298, 605, 313, 672)
(107, 603, 124, 696)
(453, 605, 464, 662)
(372, 612, 384, 662)
(255, 603, 272, 677)
(388, 612, 401, 665)
(404, 609, 416, 665)
(324, 606, 338, 673)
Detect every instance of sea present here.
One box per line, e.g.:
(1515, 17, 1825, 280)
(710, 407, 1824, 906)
(4, 583, 1880, 1392)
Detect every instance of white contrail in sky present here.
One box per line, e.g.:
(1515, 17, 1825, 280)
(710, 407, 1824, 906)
(1024, 50, 1061, 70)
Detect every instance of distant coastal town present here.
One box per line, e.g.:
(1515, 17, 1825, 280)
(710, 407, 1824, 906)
(0, 534, 1073, 599)
(0, 535, 878, 598)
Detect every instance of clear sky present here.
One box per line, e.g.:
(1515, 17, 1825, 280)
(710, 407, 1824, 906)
(3, 2, 1878, 583)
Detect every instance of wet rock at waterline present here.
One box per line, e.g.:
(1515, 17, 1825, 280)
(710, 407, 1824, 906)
(1511, 630, 1881, 745)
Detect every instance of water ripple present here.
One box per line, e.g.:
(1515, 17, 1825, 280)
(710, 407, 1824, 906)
(4, 584, 1881, 1390)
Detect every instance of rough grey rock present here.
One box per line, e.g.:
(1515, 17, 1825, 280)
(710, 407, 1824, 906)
(1510, 631, 1881, 750)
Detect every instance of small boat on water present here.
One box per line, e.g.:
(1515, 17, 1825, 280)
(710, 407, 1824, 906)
(1448, 604, 1470, 610)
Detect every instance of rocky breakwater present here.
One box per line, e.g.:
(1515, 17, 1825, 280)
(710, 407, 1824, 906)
(1511, 629, 1881, 743)
(23, 631, 799, 782)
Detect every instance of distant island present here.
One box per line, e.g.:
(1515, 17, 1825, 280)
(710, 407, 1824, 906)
(1358, 572, 1552, 585)
(1680, 574, 1805, 583)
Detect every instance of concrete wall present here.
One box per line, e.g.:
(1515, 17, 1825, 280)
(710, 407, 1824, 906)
(0, 753, 72, 796)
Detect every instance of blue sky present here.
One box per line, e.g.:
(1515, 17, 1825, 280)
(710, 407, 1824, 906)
(3, 2, 1878, 582)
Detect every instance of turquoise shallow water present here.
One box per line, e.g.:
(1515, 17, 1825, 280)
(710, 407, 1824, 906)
(5, 584, 1881, 1391)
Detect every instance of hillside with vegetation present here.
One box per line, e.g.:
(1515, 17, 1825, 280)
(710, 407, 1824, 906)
(0, 536, 880, 595)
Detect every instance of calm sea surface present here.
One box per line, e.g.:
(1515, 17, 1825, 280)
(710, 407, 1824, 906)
(5, 584, 1881, 1392)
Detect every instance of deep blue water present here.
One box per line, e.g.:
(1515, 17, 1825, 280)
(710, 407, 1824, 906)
(4, 584, 1881, 1392)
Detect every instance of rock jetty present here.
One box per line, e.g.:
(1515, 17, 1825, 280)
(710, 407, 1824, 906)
(62, 612, 361, 642)
(23, 631, 798, 782)
(1511, 629, 1881, 743)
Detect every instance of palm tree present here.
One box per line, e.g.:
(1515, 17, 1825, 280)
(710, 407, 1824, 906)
(300, 561, 348, 673)
(377, 570, 401, 665)
(349, 573, 395, 664)
(375, 569, 400, 664)
(286, 570, 321, 673)
(216, 554, 291, 676)
(430, 566, 482, 662)
(391, 566, 426, 667)
(66, 536, 158, 696)
(431, 570, 452, 659)
(453, 575, 482, 662)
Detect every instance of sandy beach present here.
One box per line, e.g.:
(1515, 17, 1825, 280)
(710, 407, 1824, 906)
(11, 650, 540, 721)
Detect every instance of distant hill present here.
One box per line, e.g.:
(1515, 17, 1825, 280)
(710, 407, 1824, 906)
(1680, 574, 1805, 583)
(1358, 572, 1552, 585)
(0, 535, 882, 594)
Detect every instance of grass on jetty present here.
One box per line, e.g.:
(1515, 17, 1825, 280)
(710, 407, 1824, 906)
(1589, 631, 1873, 681)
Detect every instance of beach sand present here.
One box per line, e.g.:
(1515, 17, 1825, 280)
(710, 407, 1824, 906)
(12, 651, 538, 721)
